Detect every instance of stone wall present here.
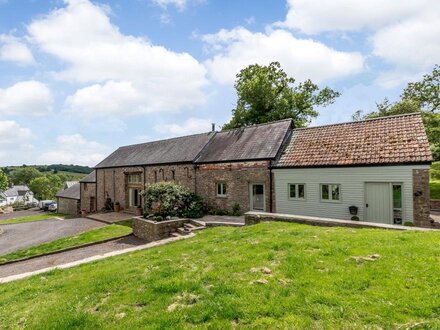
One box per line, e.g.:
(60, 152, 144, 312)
(96, 164, 196, 212)
(80, 182, 96, 213)
(133, 217, 189, 241)
(57, 197, 80, 215)
(196, 161, 272, 214)
(413, 169, 432, 227)
(431, 200, 440, 210)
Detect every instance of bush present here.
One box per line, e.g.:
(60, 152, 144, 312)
(431, 169, 440, 180)
(404, 221, 415, 227)
(351, 216, 360, 221)
(142, 182, 204, 219)
(231, 203, 241, 216)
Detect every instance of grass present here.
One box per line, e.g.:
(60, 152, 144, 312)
(431, 180, 440, 199)
(1, 222, 440, 329)
(57, 171, 87, 180)
(0, 220, 133, 264)
(0, 212, 66, 225)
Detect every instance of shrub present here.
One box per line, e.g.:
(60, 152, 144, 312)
(351, 216, 360, 221)
(231, 203, 241, 216)
(431, 169, 440, 180)
(404, 221, 415, 227)
(142, 182, 204, 219)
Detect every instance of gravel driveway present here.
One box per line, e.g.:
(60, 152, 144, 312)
(0, 218, 106, 255)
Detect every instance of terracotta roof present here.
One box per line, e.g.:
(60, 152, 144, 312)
(275, 113, 432, 168)
(56, 182, 80, 200)
(95, 132, 215, 168)
(196, 119, 292, 163)
(80, 171, 96, 183)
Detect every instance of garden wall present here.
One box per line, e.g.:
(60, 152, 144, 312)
(133, 217, 190, 241)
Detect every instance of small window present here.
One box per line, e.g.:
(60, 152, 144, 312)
(171, 170, 175, 180)
(321, 184, 340, 202)
(154, 171, 157, 183)
(288, 184, 305, 200)
(217, 183, 227, 196)
(393, 184, 403, 224)
(128, 173, 142, 184)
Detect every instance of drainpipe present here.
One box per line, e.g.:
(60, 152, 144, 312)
(193, 164, 198, 194)
(269, 161, 273, 213)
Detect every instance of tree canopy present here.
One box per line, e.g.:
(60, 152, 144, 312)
(29, 175, 63, 200)
(0, 169, 8, 192)
(352, 65, 440, 161)
(9, 167, 43, 186)
(223, 62, 340, 130)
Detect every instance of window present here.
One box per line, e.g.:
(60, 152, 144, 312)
(171, 170, 175, 180)
(288, 184, 305, 200)
(393, 184, 403, 224)
(321, 184, 341, 202)
(217, 183, 227, 196)
(128, 173, 142, 184)
(154, 170, 157, 183)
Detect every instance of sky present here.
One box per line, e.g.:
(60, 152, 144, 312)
(0, 0, 439, 167)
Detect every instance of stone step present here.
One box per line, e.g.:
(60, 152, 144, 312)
(177, 227, 191, 235)
(184, 223, 196, 229)
(171, 232, 183, 238)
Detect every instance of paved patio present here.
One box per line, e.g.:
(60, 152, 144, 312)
(86, 212, 134, 224)
(200, 215, 245, 227)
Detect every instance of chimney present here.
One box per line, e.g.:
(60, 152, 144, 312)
(211, 123, 215, 132)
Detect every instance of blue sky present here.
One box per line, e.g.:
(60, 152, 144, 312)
(0, 0, 438, 166)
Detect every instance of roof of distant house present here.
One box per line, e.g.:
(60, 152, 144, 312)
(3, 185, 31, 197)
(64, 181, 78, 189)
(275, 113, 432, 168)
(80, 171, 96, 183)
(95, 132, 215, 168)
(195, 119, 292, 163)
(56, 182, 80, 200)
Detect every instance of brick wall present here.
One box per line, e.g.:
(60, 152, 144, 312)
(196, 161, 272, 214)
(413, 169, 431, 227)
(57, 197, 80, 215)
(96, 164, 196, 211)
(80, 182, 96, 212)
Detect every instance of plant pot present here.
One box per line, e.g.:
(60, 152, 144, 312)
(114, 204, 121, 213)
(81, 210, 87, 217)
(135, 207, 143, 216)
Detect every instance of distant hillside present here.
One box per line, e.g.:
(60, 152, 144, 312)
(1, 164, 93, 175)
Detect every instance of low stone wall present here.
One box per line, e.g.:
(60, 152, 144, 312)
(244, 211, 433, 231)
(431, 200, 440, 210)
(133, 217, 189, 241)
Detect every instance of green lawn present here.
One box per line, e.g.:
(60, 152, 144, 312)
(0, 212, 66, 225)
(0, 220, 133, 264)
(1, 222, 440, 329)
(431, 180, 440, 200)
(58, 170, 87, 180)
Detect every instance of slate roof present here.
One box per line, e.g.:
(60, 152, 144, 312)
(95, 133, 215, 168)
(195, 119, 292, 163)
(4, 185, 30, 197)
(56, 182, 80, 200)
(80, 171, 96, 183)
(275, 113, 432, 168)
(64, 181, 78, 189)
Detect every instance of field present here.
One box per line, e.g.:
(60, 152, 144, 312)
(1, 222, 440, 329)
(431, 161, 440, 199)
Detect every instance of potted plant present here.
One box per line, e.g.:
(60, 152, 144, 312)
(114, 201, 121, 213)
(136, 205, 143, 216)
(81, 209, 87, 217)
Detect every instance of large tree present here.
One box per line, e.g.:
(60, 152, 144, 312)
(29, 174, 63, 200)
(352, 65, 440, 160)
(223, 62, 340, 130)
(0, 169, 8, 191)
(9, 167, 43, 186)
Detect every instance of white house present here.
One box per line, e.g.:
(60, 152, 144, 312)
(0, 185, 38, 207)
(273, 113, 433, 227)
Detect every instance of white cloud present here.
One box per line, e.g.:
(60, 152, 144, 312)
(0, 35, 34, 65)
(152, 0, 187, 10)
(38, 134, 108, 166)
(27, 0, 207, 117)
(155, 117, 212, 136)
(0, 120, 32, 144)
(0, 81, 53, 116)
(203, 27, 364, 84)
(279, 0, 440, 86)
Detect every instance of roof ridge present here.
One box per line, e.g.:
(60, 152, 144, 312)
(293, 112, 422, 132)
(219, 118, 292, 133)
(118, 131, 214, 149)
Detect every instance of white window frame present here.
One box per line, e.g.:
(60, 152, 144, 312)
(216, 182, 227, 197)
(320, 184, 341, 203)
(128, 173, 142, 184)
(288, 183, 306, 200)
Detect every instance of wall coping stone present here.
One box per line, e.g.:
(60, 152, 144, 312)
(245, 211, 438, 231)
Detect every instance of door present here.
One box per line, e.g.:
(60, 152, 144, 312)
(365, 183, 392, 224)
(90, 197, 96, 212)
(128, 188, 141, 208)
(250, 184, 265, 211)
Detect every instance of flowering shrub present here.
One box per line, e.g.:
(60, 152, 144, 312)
(141, 182, 204, 219)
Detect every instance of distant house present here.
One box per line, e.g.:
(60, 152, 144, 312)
(64, 181, 78, 189)
(0, 185, 38, 207)
(56, 183, 80, 215)
(273, 114, 433, 227)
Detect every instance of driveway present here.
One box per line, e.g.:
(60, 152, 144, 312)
(0, 208, 42, 221)
(0, 218, 106, 255)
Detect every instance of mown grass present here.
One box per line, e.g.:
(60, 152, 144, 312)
(1, 222, 440, 329)
(431, 180, 440, 200)
(0, 220, 133, 264)
(0, 212, 66, 225)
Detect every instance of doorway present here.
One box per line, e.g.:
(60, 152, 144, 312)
(128, 188, 142, 208)
(250, 183, 265, 211)
(364, 182, 393, 224)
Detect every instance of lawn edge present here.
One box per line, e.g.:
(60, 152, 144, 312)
(0, 233, 133, 266)
(0, 215, 66, 226)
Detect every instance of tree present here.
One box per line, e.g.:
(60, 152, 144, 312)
(223, 62, 340, 130)
(351, 65, 440, 160)
(0, 169, 8, 191)
(29, 175, 63, 200)
(9, 167, 43, 186)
